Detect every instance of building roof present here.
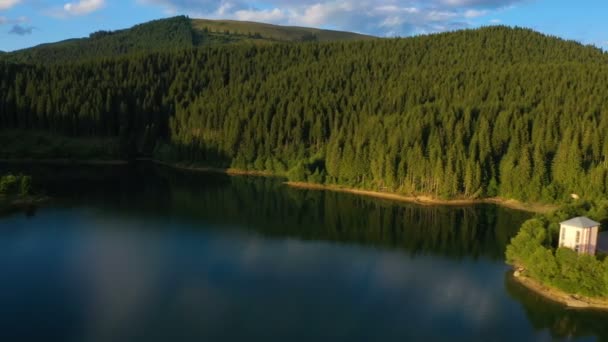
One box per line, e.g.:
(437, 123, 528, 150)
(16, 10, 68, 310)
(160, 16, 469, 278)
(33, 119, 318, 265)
(560, 216, 601, 228)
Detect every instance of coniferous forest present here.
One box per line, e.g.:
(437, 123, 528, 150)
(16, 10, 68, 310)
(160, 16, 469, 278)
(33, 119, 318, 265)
(2, 18, 608, 204)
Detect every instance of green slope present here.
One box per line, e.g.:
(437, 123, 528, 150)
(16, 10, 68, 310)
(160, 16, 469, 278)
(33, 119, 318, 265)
(191, 18, 374, 43)
(3, 16, 194, 64)
(2, 16, 375, 64)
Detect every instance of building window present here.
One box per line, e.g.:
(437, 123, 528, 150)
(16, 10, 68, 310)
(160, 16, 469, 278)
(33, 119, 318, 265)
(576, 231, 581, 244)
(561, 229, 565, 241)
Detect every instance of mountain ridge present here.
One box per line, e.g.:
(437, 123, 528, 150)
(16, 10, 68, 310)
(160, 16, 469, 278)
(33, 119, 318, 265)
(1, 16, 375, 64)
(191, 18, 374, 42)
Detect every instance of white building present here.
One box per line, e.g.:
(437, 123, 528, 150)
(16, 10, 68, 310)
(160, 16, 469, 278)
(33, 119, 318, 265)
(559, 217, 600, 255)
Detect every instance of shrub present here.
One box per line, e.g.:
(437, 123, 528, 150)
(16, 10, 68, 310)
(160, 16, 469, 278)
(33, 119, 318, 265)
(506, 218, 547, 265)
(0, 175, 19, 195)
(19, 175, 32, 196)
(0, 174, 32, 196)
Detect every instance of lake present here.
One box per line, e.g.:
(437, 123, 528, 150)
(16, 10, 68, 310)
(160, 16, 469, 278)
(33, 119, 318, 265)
(0, 163, 607, 341)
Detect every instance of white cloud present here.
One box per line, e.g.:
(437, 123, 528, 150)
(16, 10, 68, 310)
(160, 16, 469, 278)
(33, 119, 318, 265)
(464, 9, 488, 18)
(298, 3, 351, 27)
(234, 8, 286, 23)
(63, 0, 105, 15)
(0, 0, 21, 11)
(137, 0, 527, 37)
(441, 0, 521, 6)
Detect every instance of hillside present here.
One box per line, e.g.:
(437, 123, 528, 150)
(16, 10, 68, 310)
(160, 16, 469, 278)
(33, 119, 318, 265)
(191, 18, 374, 43)
(1, 16, 374, 64)
(1, 26, 608, 204)
(3, 16, 193, 64)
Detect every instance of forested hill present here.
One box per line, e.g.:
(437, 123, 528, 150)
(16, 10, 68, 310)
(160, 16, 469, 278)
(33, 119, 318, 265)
(1, 16, 373, 64)
(1, 26, 608, 204)
(191, 19, 374, 43)
(2, 17, 193, 64)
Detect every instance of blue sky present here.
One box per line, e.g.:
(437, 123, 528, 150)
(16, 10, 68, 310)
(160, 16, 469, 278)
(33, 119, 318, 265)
(1, 0, 607, 52)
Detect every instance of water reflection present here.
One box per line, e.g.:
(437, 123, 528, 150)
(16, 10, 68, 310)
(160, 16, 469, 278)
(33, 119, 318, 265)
(0, 212, 532, 341)
(0, 162, 606, 341)
(166, 173, 524, 260)
(505, 273, 608, 341)
(6, 162, 529, 259)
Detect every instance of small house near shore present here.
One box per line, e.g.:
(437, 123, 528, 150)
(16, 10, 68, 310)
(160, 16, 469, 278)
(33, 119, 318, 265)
(559, 217, 600, 255)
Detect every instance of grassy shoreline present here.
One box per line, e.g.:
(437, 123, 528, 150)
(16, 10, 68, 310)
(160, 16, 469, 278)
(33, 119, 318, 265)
(511, 271, 608, 311)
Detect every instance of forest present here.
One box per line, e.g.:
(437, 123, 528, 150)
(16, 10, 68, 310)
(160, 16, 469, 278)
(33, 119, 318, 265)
(1, 24, 608, 204)
(2, 16, 195, 64)
(2, 16, 370, 64)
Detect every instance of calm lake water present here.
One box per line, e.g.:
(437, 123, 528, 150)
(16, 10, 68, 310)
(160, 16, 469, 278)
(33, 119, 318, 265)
(0, 163, 607, 341)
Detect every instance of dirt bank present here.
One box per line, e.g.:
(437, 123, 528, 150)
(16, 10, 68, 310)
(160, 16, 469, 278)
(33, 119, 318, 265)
(511, 271, 608, 311)
(286, 182, 557, 214)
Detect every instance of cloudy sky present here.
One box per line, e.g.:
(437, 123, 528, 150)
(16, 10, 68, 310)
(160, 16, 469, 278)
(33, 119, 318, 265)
(1, 0, 607, 52)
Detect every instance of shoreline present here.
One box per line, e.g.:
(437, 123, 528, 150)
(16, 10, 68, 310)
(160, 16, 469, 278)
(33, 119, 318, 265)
(9, 195, 50, 206)
(0, 195, 50, 214)
(141, 159, 276, 177)
(150, 161, 556, 214)
(286, 181, 557, 214)
(1, 158, 558, 214)
(511, 271, 608, 311)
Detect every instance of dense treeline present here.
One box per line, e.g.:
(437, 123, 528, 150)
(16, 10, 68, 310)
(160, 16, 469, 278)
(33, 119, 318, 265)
(1, 26, 608, 203)
(506, 202, 608, 298)
(3, 16, 194, 64)
(2, 16, 370, 65)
